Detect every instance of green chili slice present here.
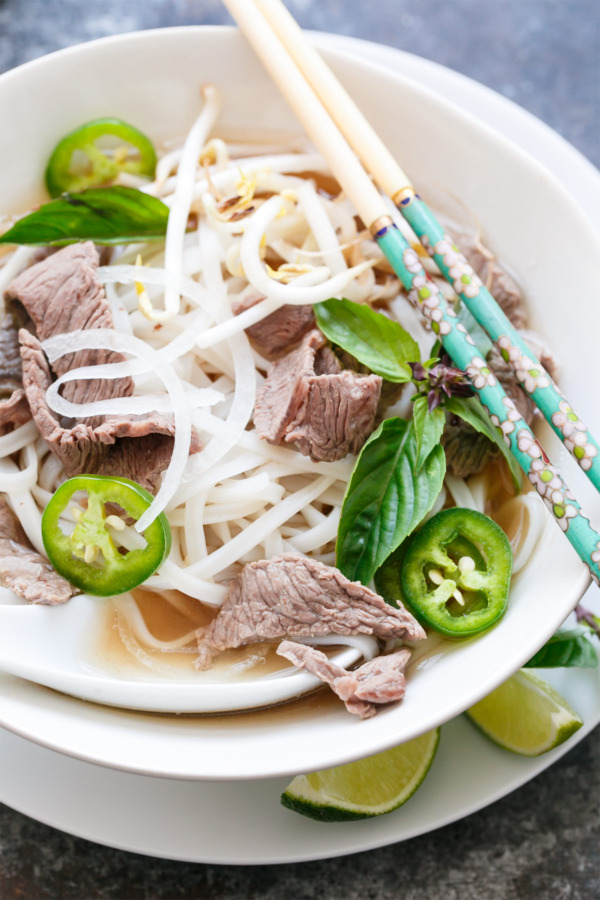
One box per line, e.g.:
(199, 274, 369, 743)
(45, 118, 157, 197)
(41, 475, 171, 596)
(381, 508, 512, 638)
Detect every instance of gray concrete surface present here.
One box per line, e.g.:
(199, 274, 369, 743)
(0, 1, 599, 897)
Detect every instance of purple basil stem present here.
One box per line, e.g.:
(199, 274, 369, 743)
(576, 604, 600, 638)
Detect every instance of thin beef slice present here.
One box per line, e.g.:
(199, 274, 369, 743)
(277, 641, 411, 718)
(196, 553, 425, 670)
(254, 329, 381, 462)
(0, 316, 31, 434)
(5, 241, 133, 404)
(232, 286, 316, 359)
(19, 330, 179, 492)
(0, 496, 75, 605)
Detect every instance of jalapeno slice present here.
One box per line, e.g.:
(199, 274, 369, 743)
(41, 475, 171, 596)
(396, 508, 512, 637)
(45, 118, 157, 197)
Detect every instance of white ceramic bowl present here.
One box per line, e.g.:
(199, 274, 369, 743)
(0, 26, 598, 780)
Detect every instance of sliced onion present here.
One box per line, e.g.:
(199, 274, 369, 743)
(42, 329, 191, 533)
(45, 370, 223, 420)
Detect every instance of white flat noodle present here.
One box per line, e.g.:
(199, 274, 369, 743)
(288, 507, 340, 554)
(183, 491, 208, 565)
(187, 475, 334, 579)
(0, 246, 38, 306)
(4, 486, 44, 555)
(445, 474, 482, 512)
(150, 559, 228, 606)
(116, 594, 198, 652)
(5, 127, 457, 658)
(0, 446, 38, 494)
(295, 634, 379, 663)
(506, 493, 548, 575)
(0, 421, 39, 458)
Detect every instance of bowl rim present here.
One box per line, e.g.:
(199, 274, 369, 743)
(0, 25, 598, 780)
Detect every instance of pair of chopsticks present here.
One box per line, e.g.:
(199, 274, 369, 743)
(242, 0, 600, 495)
(222, 0, 600, 586)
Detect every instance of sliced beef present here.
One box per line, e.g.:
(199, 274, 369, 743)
(232, 286, 315, 359)
(254, 330, 382, 462)
(453, 231, 527, 329)
(277, 641, 411, 718)
(196, 553, 425, 670)
(5, 241, 133, 405)
(20, 330, 181, 491)
(0, 316, 31, 434)
(442, 423, 499, 479)
(5, 242, 199, 490)
(443, 329, 560, 479)
(0, 496, 76, 605)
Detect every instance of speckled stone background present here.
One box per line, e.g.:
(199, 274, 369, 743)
(0, 1, 599, 897)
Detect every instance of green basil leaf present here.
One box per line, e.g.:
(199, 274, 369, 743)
(445, 395, 522, 489)
(0, 186, 169, 246)
(412, 396, 445, 472)
(524, 629, 599, 669)
(336, 417, 446, 584)
(315, 298, 420, 382)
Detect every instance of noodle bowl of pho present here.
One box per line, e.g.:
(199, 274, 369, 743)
(0, 28, 597, 779)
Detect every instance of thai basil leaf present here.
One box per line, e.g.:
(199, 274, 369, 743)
(412, 396, 445, 472)
(524, 628, 598, 669)
(444, 395, 522, 489)
(0, 186, 169, 246)
(314, 298, 420, 382)
(577, 605, 600, 636)
(336, 417, 446, 584)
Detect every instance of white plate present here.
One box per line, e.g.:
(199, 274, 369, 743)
(1, 626, 598, 866)
(0, 27, 599, 782)
(1, 33, 599, 863)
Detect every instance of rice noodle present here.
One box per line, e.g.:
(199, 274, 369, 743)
(445, 474, 483, 512)
(42, 329, 192, 532)
(0, 110, 533, 676)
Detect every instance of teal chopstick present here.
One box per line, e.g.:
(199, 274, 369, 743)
(252, 0, 600, 494)
(398, 194, 600, 492)
(375, 220, 600, 587)
(223, 0, 600, 586)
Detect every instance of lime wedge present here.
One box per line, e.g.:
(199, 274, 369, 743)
(466, 670, 583, 757)
(281, 728, 440, 821)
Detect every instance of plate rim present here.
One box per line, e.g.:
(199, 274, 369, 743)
(1, 32, 599, 862)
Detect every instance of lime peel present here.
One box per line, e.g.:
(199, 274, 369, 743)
(466, 669, 583, 757)
(281, 728, 440, 822)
